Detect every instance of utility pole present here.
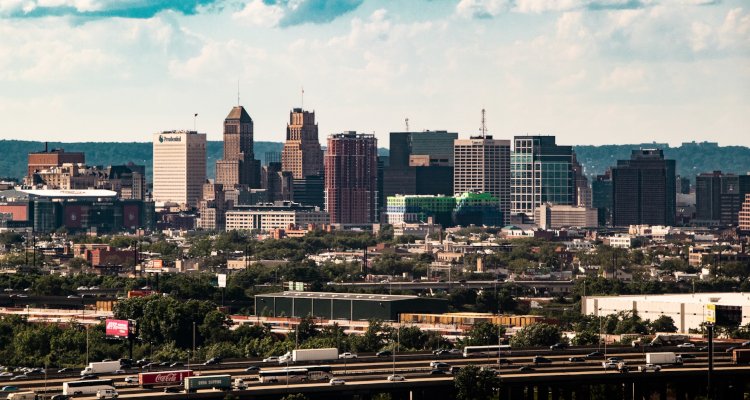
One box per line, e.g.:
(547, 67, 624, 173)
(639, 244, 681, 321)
(707, 323, 714, 400)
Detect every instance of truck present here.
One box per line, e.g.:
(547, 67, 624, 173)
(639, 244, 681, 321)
(184, 375, 231, 393)
(292, 348, 339, 363)
(138, 370, 193, 388)
(233, 378, 247, 390)
(81, 361, 121, 376)
(732, 349, 750, 364)
(645, 352, 683, 366)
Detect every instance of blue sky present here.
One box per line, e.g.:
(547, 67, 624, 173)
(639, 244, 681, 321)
(0, 0, 748, 147)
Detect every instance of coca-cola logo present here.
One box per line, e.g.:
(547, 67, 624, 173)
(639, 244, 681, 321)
(106, 321, 124, 329)
(154, 373, 179, 383)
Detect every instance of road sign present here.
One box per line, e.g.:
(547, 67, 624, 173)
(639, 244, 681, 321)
(705, 304, 716, 324)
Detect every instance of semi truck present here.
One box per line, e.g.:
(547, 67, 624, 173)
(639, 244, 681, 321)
(184, 375, 231, 393)
(292, 348, 339, 363)
(81, 361, 121, 376)
(139, 370, 193, 388)
(645, 352, 683, 366)
(732, 349, 750, 364)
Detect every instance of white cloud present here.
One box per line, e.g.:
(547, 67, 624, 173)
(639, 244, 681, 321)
(232, 0, 284, 28)
(455, 0, 512, 19)
(599, 65, 648, 91)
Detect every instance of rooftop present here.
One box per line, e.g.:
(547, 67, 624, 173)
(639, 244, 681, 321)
(585, 292, 750, 306)
(225, 106, 252, 123)
(257, 291, 422, 302)
(20, 189, 118, 198)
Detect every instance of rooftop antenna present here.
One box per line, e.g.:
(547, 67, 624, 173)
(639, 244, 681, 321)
(480, 108, 487, 138)
(405, 118, 410, 132)
(301, 86, 305, 110)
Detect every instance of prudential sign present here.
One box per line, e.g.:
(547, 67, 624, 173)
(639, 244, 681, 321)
(158, 135, 182, 143)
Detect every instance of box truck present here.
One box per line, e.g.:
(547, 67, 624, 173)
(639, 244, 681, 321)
(645, 352, 683, 365)
(292, 348, 339, 363)
(81, 361, 121, 376)
(184, 375, 231, 393)
(7, 392, 38, 400)
(732, 349, 750, 364)
(139, 370, 193, 388)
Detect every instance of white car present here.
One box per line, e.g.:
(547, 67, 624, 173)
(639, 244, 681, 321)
(124, 376, 137, 384)
(263, 356, 279, 363)
(677, 343, 695, 348)
(338, 352, 357, 359)
(638, 364, 662, 372)
(76, 286, 88, 291)
(113, 369, 125, 374)
(0, 372, 12, 377)
(329, 378, 346, 386)
(602, 361, 619, 370)
(96, 389, 118, 399)
(386, 374, 406, 382)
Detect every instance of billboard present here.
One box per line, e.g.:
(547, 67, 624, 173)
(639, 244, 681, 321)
(705, 304, 716, 324)
(139, 370, 193, 386)
(105, 319, 130, 338)
(217, 273, 227, 288)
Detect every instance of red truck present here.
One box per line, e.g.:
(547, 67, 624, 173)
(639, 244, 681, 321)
(732, 349, 750, 364)
(139, 370, 194, 388)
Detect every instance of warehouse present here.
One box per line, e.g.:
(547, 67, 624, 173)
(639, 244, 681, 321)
(582, 292, 750, 333)
(255, 291, 448, 321)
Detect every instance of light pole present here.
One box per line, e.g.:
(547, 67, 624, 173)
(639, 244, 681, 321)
(86, 325, 90, 365)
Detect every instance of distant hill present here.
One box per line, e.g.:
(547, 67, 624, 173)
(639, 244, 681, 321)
(1, 140, 747, 183)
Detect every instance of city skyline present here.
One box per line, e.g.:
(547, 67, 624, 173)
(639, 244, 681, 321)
(1, 0, 748, 146)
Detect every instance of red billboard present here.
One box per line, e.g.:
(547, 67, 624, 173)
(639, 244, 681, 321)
(105, 319, 129, 338)
(139, 370, 193, 386)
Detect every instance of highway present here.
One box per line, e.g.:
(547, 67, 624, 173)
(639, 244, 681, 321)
(2, 344, 742, 399)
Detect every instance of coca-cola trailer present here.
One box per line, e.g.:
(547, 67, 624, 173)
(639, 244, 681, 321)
(138, 370, 194, 388)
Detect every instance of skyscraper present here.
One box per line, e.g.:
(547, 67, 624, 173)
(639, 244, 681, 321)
(696, 171, 750, 226)
(282, 108, 323, 179)
(511, 136, 575, 221)
(215, 106, 260, 189)
(453, 136, 511, 225)
(152, 130, 206, 207)
(611, 149, 676, 227)
(324, 132, 378, 224)
(592, 170, 613, 226)
(383, 130, 457, 199)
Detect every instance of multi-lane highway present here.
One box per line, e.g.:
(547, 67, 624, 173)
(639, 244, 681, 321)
(2, 344, 744, 399)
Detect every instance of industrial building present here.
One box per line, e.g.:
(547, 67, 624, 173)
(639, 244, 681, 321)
(255, 291, 448, 321)
(582, 292, 750, 333)
(399, 312, 545, 328)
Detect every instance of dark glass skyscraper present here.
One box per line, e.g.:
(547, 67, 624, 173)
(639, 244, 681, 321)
(611, 149, 676, 227)
(696, 171, 750, 226)
(383, 130, 457, 199)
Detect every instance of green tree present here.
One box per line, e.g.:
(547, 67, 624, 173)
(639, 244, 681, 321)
(649, 315, 678, 334)
(463, 321, 505, 346)
(453, 364, 500, 400)
(509, 322, 562, 347)
(280, 394, 308, 400)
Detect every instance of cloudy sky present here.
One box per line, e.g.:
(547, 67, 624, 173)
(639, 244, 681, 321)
(0, 0, 748, 147)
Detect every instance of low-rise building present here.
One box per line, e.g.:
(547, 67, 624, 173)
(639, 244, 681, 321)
(225, 201, 328, 232)
(534, 203, 597, 229)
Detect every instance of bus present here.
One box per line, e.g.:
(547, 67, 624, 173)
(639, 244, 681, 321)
(463, 345, 511, 357)
(62, 379, 116, 396)
(258, 366, 333, 384)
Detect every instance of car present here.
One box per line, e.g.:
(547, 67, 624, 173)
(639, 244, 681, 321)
(51, 395, 71, 400)
(376, 350, 392, 357)
(113, 369, 125, 374)
(66, 295, 80, 299)
(57, 368, 72, 373)
(618, 364, 631, 373)
(380, 279, 390, 284)
(532, 356, 552, 364)
(329, 378, 346, 386)
(726, 346, 737, 353)
(96, 388, 118, 399)
(81, 373, 98, 380)
(449, 366, 462, 374)
(741, 341, 750, 348)
(136, 358, 150, 367)
(244, 366, 260, 373)
(602, 362, 619, 370)
(76, 286, 88, 291)
(262, 356, 279, 363)
(140, 286, 152, 290)
(678, 354, 696, 359)
(498, 358, 513, 365)
(386, 374, 406, 382)
(163, 386, 181, 393)
(518, 366, 534, 372)
(677, 343, 695, 348)
(586, 351, 604, 359)
(698, 346, 708, 352)
(638, 364, 662, 372)
(430, 369, 447, 375)
(430, 362, 450, 370)
(202, 358, 220, 366)
(607, 357, 623, 363)
(88, 286, 100, 290)
(22, 288, 30, 292)
(158, 362, 170, 367)
(1, 386, 19, 392)
(448, 349, 462, 355)
(338, 352, 357, 359)
(169, 362, 183, 368)
(0, 372, 12, 377)
(568, 357, 585, 362)
(124, 376, 137, 384)
(2, 288, 12, 292)
(433, 349, 450, 356)
(550, 343, 568, 350)
(10, 375, 28, 381)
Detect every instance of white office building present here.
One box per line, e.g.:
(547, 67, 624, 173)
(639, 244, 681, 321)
(225, 201, 328, 232)
(152, 130, 206, 207)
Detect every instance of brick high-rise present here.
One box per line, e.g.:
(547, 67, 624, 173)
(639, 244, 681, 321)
(282, 108, 323, 179)
(215, 106, 260, 188)
(324, 132, 378, 224)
